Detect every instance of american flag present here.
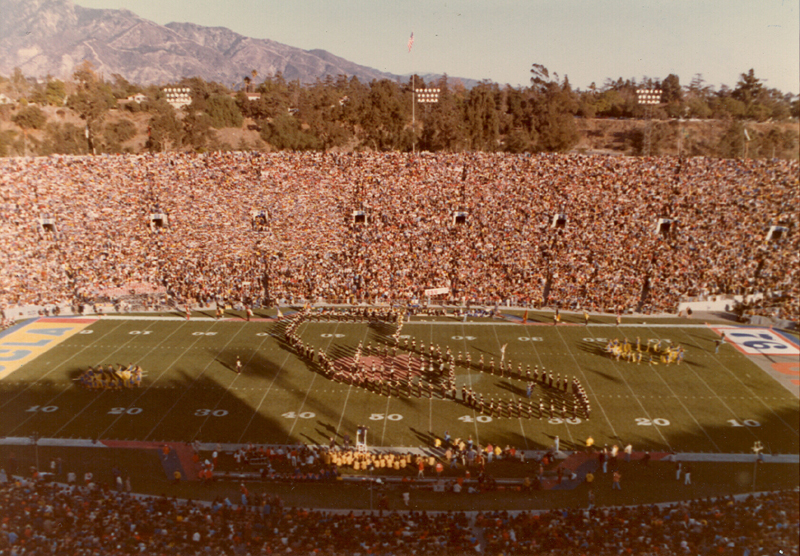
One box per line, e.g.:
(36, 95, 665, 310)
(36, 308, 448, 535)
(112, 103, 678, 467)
(407, 32, 414, 52)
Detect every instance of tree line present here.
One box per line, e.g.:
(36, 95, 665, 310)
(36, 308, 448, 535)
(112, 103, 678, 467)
(0, 61, 797, 158)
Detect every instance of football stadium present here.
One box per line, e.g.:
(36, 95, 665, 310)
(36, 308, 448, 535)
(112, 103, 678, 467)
(1, 152, 798, 555)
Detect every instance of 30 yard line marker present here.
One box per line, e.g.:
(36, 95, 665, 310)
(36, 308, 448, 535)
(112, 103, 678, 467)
(143, 321, 241, 442)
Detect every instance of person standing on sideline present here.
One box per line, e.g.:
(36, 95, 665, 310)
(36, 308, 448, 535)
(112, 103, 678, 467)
(684, 465, 692, 485)
(612, 470, 622, 490)
(236, 356, 242, 374)
(554, 436, 560, 453)
(675, 461, 682, 481)
(715, 333, 726, 354)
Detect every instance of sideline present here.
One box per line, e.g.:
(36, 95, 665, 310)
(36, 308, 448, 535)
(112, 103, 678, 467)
(1, 436, 796, 464)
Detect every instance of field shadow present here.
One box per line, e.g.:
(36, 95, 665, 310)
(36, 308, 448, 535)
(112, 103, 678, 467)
(496, 380, 526, 396)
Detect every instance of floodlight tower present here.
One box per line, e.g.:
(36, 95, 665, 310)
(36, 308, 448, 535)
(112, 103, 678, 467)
(636, 88, 662, 157)
(411, 87, 440, 153)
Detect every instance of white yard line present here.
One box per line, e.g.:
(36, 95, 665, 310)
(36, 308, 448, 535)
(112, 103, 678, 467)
(553, 326, 621, 442)
(586, 329, 673, 450)
(143, 321, 244, 441)
(7, 323, 133, 438)
(512, 324, 574, 449)
(0, 320, 127, 413)
(334, 326, 371, 440)
(639, 327, 723, 452)
(192, 326, 274, 444)
(51, 320, 172, 438)
(237, 331, 296, 443)
(458, 324, 481, 446)
(429, 325, 434, 437)
(678, 329, 799, 437)
(284, 321, 341, 443)
(379, 395, 393, 445)
(96, 322, 203, 440)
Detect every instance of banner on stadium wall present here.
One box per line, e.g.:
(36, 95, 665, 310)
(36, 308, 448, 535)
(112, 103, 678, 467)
(424, 287, 450, 297)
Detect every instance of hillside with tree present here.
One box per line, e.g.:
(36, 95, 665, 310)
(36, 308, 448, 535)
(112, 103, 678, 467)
(0, 64, 797, 159)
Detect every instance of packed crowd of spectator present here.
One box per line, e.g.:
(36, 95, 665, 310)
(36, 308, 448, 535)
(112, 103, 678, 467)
(1, 472, 797, 555)
(1, 152, 796, 321)
(477, 489, 800, 555)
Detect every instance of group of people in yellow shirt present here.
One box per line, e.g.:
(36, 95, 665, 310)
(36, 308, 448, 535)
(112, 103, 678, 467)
(605, 337, 685, 365)
(77, 364, 143, 390)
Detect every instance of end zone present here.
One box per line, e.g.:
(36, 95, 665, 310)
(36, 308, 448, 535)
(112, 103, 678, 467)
(709, 326, 800, 356)
(0, 317, 97, 380)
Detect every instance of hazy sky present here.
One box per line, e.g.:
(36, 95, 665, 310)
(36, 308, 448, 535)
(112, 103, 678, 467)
(73, 0, 799, 94)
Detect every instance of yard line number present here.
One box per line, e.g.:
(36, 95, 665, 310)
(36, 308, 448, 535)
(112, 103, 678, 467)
(636, 417, 670, 426)
(26, 405, 58, 413)
(728, 419, 761, 427)
(194, 409, 229, 417)
(369, 413, 403, 421)
(458, 415, 493, 423)
(109, 407, 143, 415)
(281, 411, 315, 419)
(548, 417, 583, 425)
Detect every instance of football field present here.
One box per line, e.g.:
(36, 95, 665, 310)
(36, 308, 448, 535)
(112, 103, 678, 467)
(1, 313, 798, 456)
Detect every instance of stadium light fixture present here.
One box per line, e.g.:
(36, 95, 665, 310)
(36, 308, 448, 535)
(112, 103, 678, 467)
(636, 88, 662, 156)
(415, 88, 440, 103)
(636, 88, 662, 105)
(412, 87, 440, 153)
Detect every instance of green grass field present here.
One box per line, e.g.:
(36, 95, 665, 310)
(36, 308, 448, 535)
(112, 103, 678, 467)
(1, 312, 798, 457)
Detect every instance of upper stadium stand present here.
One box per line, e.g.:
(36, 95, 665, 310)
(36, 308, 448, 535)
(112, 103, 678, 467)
(0, 152, 797, 323)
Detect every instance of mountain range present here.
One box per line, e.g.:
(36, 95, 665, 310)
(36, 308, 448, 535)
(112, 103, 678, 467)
(0, 0, 479, 88)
